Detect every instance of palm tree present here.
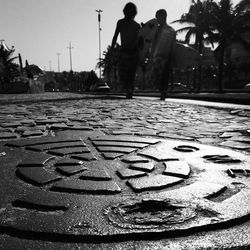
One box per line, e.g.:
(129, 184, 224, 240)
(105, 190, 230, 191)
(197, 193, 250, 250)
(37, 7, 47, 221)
(172, 0, 216, 52)
(211, 0, 250, 92)
(172, 0, 216, 91)
(0, 43, 18, 88)
(96, 44, 120, 89)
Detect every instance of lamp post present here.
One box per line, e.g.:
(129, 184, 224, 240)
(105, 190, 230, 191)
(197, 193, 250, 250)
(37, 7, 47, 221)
(57, 53, 60, 73)
(67, 42, 73, 72)
(49, 60, 52, 72)
(96, 9, 103, 79)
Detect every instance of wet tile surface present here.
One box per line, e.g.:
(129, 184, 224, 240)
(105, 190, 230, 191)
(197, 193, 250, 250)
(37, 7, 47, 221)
(0, 96, 250, 249)
(127, 174, 184, 192)
(17, 166, 61, 186)
(51, 179, 121, 194)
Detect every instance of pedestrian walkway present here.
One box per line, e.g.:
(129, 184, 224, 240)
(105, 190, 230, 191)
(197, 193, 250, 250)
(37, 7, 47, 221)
(0, 91, 250, 105)
(0, 93, 249, 250)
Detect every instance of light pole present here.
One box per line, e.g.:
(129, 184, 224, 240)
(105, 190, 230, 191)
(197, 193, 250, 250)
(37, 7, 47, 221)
(67, 42, 73, 72)
(49, 60, 52, 72)
(96, 9, 103, 79)
(57, 53, 60, 73)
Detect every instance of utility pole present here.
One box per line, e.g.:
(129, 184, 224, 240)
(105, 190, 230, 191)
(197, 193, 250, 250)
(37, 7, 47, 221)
(67, 42, 73, 72)
(56, 53, 60, 73)
(96, 9, 103, 79)
(49, 60, 52, 72)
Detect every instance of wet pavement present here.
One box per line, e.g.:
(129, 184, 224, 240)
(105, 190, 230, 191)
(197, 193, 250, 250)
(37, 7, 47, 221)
(0, 93, 250, 249)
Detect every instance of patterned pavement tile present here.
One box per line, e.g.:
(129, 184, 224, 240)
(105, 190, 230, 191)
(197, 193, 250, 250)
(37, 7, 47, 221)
(127, 174, 184, 192)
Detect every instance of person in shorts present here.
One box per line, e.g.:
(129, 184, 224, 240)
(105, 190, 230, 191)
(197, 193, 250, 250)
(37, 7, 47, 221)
(150, 9, 176, 100)
(111, 2, 140, 99)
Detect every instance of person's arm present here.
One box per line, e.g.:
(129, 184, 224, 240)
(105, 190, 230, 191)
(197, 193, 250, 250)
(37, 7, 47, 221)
(111, 21, 120, 50)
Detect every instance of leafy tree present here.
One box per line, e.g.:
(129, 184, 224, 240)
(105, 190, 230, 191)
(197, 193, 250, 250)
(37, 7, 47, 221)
(96, 44, 120, 89)
(211, 0, 250, 91)
(172, 0, 216, 53)
(172, 0, 216, 91)
(0, 44, 19, 87)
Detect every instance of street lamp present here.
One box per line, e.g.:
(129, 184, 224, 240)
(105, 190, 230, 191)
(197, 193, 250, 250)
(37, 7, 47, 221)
(67, 42, 73, 72)
(96, 9, 103, 79)
(49, 60, 52, 72)
(57, 53, 60, 73)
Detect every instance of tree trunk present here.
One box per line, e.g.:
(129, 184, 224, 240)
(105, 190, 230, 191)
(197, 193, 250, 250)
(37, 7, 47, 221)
(218, 47, 225, 93)
(194, 39, 203, 93)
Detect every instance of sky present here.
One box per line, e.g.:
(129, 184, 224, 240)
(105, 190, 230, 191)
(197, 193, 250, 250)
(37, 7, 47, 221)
(1, 0, 241, 73)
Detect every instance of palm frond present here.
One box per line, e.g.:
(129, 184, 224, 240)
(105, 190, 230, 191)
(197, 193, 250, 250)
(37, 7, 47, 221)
(176, 26, 196, 34)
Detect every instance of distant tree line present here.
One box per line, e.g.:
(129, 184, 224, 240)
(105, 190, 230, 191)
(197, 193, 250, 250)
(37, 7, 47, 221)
(46, 70, 99, 92)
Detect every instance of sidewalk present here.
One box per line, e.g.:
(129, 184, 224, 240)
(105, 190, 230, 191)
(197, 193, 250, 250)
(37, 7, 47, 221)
(101, 91, 250, 105)
(0, 91, 250, 105)
(0, 91, 250, 250)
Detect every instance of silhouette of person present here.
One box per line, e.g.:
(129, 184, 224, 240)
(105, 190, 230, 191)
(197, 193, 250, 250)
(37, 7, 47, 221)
(111, 2, 140, 99)
(150, 9, 176, 100)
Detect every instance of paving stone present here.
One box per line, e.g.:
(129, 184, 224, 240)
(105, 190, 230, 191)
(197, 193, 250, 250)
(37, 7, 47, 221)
(21, 130, 44, 137)
(92, 141, 149, 148)
(90, 136, 160, 144)
(163, 160, 190, 178)
(102, 152, 124, 159)
(158, 133, 194, 141)
(51, 179, 121, 194)
(50, 123, 69, 130)
(75, 160, 114, 179)
(96, 146, 138, 154)
(16, 167, 61, 186)
(80, 168, 112, 180)
(68, 117, 88, 122)
(129, 162, 155, 172)
(202, 154, 241, 164)
(55, 158, 84, 166)
(12, 190, 70, 210)
(117, 168, 147, 179)
(18, 153, 56, 167)
(122, 155, 149, 163)
(18, 119, 36, 126)
(139, 143, 178, 161)
(0, 121, 22, 128)
(66, 125, 93, 131)
(71, 153, 97, 161)
(197, 137, 221, 145)
(219, 141, 250, 150)
(6, 137, 82, 148)
(0, 127, 12, 132)
(176, 181, 227, 199)
(135, 131, 158, 136)
(219, 132, 240, 138)
(127, 175, 183, 192)
(15, 126, 36, 133)
(27, 141, 86, 151)
(35, 119, 59, 125)
(0, 132, 18, 139)
(230, 135, 250, 143)
(111, 130, 135, 135)
(56, 165, 87, 175)
(48, 146, 90, 156)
